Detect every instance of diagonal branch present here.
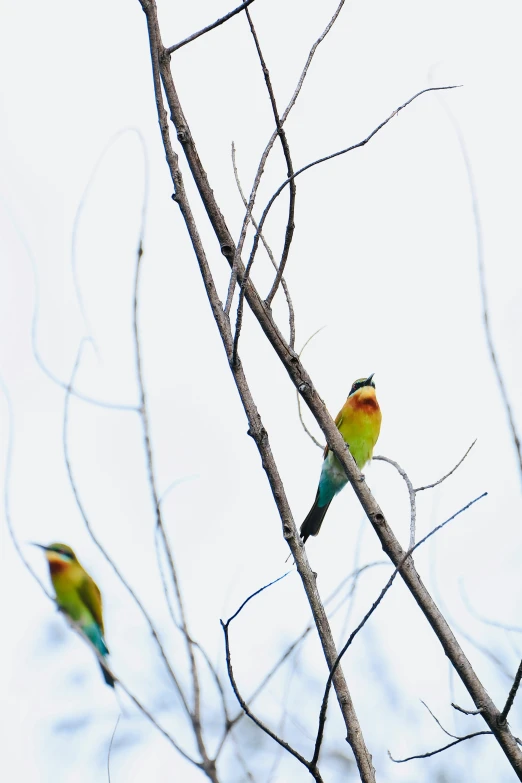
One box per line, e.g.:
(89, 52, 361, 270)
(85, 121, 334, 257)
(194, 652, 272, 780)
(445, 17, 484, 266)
(166, 0, 256, 55)
(500, 659, 522, 725)
(138, 5, 377, 779)
(312, 493, 486, 766)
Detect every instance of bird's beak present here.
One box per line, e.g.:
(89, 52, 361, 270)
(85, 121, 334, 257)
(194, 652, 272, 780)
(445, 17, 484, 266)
(365, 373, 375, 386)
(30, 542, 49, 551)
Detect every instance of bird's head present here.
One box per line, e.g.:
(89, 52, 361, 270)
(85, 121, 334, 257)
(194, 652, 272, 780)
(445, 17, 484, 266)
(348, 374, 375, 397)
(32, 542, 78, 565)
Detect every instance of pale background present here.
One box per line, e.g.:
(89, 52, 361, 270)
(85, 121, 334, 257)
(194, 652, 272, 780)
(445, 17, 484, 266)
(1, 0, 521, 781)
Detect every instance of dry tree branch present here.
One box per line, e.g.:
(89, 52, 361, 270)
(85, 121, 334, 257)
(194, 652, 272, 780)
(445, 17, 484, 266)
(231, 142, 295, 347)
(239, 0, 346, 249)
(220, 574, 325, 782)
(414, 440, 476, 492)
(138, 4, 378, 779)
(63, 341, 192, 719)
(244, 8, 295, 310)
(296, 327, 326, 450)
(137, 2, 522, 775)
(131, 227, 218, 778)
(227, 0, 346, 322)
(388, 731, 492, 763)
(244, 86, 461, 293)
(500, 659, 522, 725)
(439, 100, 522, 486)
(232, 8, 296, 364)
(312, 493, 487, 766)
(215, 560, 388, 760)
(54, 598, 201, 766)
(451, 702, 484, 716)
(166, 0, 256, 55)
(373, 455, 416, 548)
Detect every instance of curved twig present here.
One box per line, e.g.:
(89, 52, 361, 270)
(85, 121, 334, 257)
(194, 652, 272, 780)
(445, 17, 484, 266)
(245, 86, 462, 295)
(440, 97, 522, 486)
(388, 731, 492, 763)
(373, 455, 416, 548)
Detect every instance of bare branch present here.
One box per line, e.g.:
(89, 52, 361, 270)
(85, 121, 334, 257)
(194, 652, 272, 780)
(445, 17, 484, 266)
(388, 731, 492, 763)
(232, 8, 296, 363)
(231, 143, 295, 347)
(420, 700, 460, 739)
(140, 7, 378, 778)
(440, 98, 522, 486)
(246, 86, 462, 289)
(452, 702, 484, 716)
(229, 0, 347, 324)
(500, 659, 522, 724)
(373, 455, 416, 548)
(296, 328, 326, 450)
(312, 493, 487, 765)
(221, 576, 324, 782)
(166, 1, 256, 55)
(62, 341, 193, 719)
(414, 440, 477, 492)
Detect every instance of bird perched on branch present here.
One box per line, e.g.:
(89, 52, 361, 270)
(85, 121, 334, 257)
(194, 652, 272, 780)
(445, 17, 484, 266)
(300, 374, 381, 543)
(34, 542, 114, 687)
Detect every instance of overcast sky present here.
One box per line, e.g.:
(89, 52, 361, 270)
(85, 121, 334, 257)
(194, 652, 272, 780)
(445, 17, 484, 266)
(1, 1, 522, 781)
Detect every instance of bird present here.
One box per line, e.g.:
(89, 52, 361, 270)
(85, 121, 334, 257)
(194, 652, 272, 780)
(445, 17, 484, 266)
(300, 374, 381, 543)
(33, 542, 115, 687)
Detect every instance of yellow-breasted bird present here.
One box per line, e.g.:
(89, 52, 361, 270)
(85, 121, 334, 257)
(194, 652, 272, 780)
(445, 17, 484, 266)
(34, 543, 114, 687)
(300, 374, 381, 543)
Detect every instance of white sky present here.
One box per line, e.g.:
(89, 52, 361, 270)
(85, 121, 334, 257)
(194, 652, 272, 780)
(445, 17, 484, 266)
(1, 0, 522, 781)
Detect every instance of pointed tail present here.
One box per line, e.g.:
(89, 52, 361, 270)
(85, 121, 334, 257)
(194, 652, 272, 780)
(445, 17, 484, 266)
(99, 660, 115, 688)
(300, 495, 332, 543)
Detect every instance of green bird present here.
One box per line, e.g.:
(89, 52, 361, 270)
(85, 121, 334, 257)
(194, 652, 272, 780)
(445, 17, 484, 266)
(300, 374, 382, 543)
(34, 543, 114, 687)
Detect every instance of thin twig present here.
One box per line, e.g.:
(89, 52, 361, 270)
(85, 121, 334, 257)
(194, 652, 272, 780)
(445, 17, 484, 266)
(440, 98, 522, 486)
(221, 574, 324, 782)
(131, 223, 211, 770)
(246, 86, 462, 286)
(414, 440, 476, 492)
(166, 0, 256, 54)
(296, 327, 326, 449)
(228, 0, 346, 323)
(231, 143, 295, 347)
(107, 714, 121, 783)
(420, 700, 460, 739)
(500, 659, 522, 724)
(452, 702, 484, 716)
(373, 455, 416, 548)
(388, 732, 492, 763)
(63, 341, 192, 717)
(232, 8, 296, 364)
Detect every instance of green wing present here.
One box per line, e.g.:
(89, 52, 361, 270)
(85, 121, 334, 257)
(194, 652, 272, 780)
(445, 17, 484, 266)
(78, 574, 104, 634)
